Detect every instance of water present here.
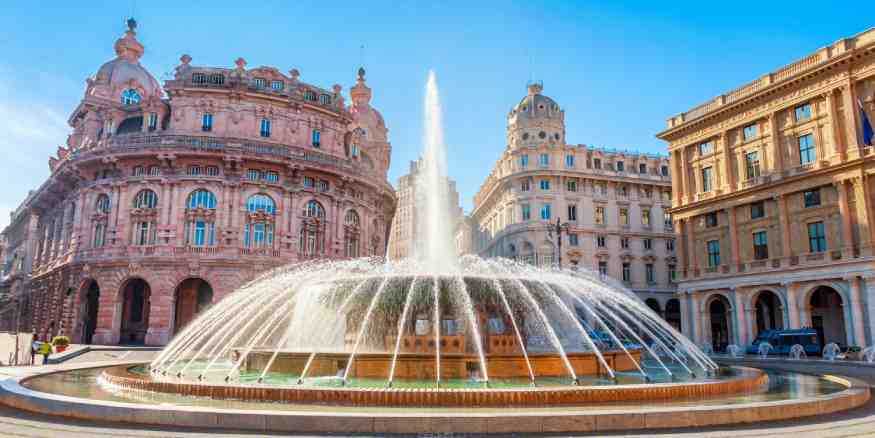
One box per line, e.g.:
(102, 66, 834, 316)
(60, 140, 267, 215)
(864, 346, 875, 363)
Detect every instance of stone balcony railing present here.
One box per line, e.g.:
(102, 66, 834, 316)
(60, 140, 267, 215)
(682, 249, 851, 282)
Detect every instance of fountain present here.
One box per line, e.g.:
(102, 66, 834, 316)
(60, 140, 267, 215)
(790, 344, 807, 360)
(864, 346, 875, 363)
(823, 343, 842, 361)
(758, 342, 773, 359)
(726, 344, 742, 358)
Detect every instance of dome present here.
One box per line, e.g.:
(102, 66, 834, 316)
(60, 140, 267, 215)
(511, 83, 562, 121)
(95, 58, 161, 97)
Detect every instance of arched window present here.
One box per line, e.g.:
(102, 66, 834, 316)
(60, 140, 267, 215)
(187, 190, 217, 209)
(345, 210, 360, 227)
(121, 89, 142, 105)
(132, 190, 158, 209)
(246, 194, 275, 214)
(96, 194, 111, 214)
(303, 200, 325, 218)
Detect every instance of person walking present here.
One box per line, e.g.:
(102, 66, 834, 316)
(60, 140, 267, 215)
(30, 336, 40, 365)
(37, 339, 52, 365)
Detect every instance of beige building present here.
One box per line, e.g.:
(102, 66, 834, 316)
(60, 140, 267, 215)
(388, 159, 463, 260)
(658, 28, 875, 352)
(470, 83, 678, 323)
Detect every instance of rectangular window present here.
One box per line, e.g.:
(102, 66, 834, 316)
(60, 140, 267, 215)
(351, 144, 359, 157)
(661, 165, 669, 176)
(202, 113, 213, 132)
(303, 176, 315, 188)
(803, 189, 821, 207)
(745, 151, 760, 180)
(641, 208, 651, 226)
(539, 153, 549, 167)
(798, 133, 816, 165)
(93, 223, 105, 248)
(743, 123, 758, 141)
(569, 233, 579, 246)
(616, 161, 625, 172)
(705, 211, 718, 227)
(540, 203, 551, 220)
(664, 212, 672, 229)
(598, 261, 608, 276)
(619, 208, 629, 226)
(707, 240, 721, 267)
(566, 180, 577, 192)
(701, 166, 713, 192)
(317, 180, 330, 192)
(750, 201, 765, 219)
(597, 236, 606, 248)
(699, 141, 714, 155)
(521, 204, 531, 221)
(132, 166, 145, 177)
(247, 169, 260, 180)
(593, 158, 602, 169)
(622, 263, 631, 282)
(270, 80, 284, 90)
(666, 239, 675, 251)
(646, 264, 655, 283)
(520, 179, 530, 192)
(520, 154, 529, 168)
(260, 119, 271, 137)
(254, 78, 267, 89)
(753, 230, 769, 260)
(621, 237, 629, 249)
(565, 154, 575, 168)
(206, 166, 219, 176)
(808, 221, 826, 253)
(264, 171, 279, 183)
(147, 112, 158, 131)
(639, 163, 647, 174)
(669, 264, 677, 282)
(540, 179, 550, 190)
(644, 238, 652, 250)
(312, 129, 321, 147)
(595, 206, 605, 225)
(795, 103, 812, 122)
(567, 205, 577, 221)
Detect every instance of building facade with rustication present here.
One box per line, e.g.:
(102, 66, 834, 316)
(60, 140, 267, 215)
(658, 28, 875, 353)
(468, 83, 679, 327)
(0, 19, 396, 346)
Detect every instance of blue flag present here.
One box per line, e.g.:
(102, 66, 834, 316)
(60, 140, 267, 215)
(861, 99, 874, 146)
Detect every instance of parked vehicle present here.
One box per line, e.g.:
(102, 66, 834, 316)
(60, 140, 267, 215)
(745, 329, 820, 355)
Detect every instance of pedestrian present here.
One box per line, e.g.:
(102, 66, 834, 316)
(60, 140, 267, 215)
(30, 336, 39, 365)
(37, 339, 52, 365)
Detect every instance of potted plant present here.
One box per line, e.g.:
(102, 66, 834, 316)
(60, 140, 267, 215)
(51, 336, 70, 353)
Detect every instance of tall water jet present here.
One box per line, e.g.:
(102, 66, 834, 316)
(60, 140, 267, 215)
(416, 70, 457, 272)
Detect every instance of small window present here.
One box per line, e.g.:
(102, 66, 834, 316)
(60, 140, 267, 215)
(303, 176, 315, 188)
(593, 158, 602, 169)
(521, 204, 531, 221)
(96, 194, 111, 214)
(705, 211, 718, 228)
(699, 141, 714, 155)
(254, 78, 267, 89)
(317, 180, 330, 192)
(319, 94, 331, 105)
(260, 118, 271, 138)
(753, 231, 769, 260)
(264, 171, 279, 183)
(565, 154, 575, 168)
(192, 73, 207, 84)
(666, 239, 675, 252)
(745, 151, 760, 179)
(539, 153, 549, 167)
(750, 201, 765, 219)
(569, 233, 579, 246)
(798, 134, 816, 165)
(350, 143, 359, 158)
(539, 179, 550, 191)
(566, 180, 577, 192)
(520, 155, 529, 168)
(743, 123, 759, 141)
(701, 166, 713, 192)
(596, 235, 607, 248)
(121, 88, 141, 105)
(641, 208, 651, 226)
(621, 237, 629, 249)
(795, 103, 812, 122)
(661, 165, 669, 176)
(639, 163, 647, 174)
(598, 261, 608, 276)
(202, 113, 213, 132)
(247, 169, 260, 180)
(132, 166, 145, 177)
(312, 129, 321, 147)
(668, 264, 676, 282)
(595, 206, 606, 225)
(540, 203, 551, 220)
(707, 240, 721, 267)
(616, 161, 625, 172)
(567, 205, 577, 221)
(622, 263, 631, 282)
(148, 166, 161, 176)
(206, 166, 219, 176)
(619, 208, 629, 226)
(803, 189, 821, 208)
(808, 221, 826, 253)
(304, 90, 317, 101)
(133, 190, 158, 209)
(646, 264, 655, 283)
(208, 74, 224, 85)
(270, 80, 284, 90)
(520, 179, 530, 192)
(147, 112, 158, 131)
(538, 131, 546, 139)
(188, 165, 203, 176)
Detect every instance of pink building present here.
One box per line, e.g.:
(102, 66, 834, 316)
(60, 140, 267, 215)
(0, 19, 396, 345)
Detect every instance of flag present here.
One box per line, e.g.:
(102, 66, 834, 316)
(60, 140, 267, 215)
(861, 99, 874, 146)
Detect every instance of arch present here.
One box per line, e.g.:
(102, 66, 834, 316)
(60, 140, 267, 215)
(344, 209, 360, 227)
(246, 194, 276, 214)
(304, 199, 326, 218)
(173, 278, 214, 334)
(705, 293, 733, 353)
(132, 189, 158, 209)
(116, 116, 143, 134)
(121, 88, 142, 105)
(664, 298, 681, 331)
(119, 278, 151, 345)
(187, 189, 217, 209)
(752, 289, 783, 337)
(809, 285, 848, 348)
(79, 279, 100, 344)
(644, 298, 662, 315)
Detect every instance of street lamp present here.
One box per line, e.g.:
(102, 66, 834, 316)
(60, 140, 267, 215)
(546, 217, 570, 268)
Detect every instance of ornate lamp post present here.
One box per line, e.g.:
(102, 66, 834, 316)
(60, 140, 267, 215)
(547, 217, 570, 268)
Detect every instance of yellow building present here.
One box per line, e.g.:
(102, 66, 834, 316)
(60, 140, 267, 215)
(658, 28, 875, 352)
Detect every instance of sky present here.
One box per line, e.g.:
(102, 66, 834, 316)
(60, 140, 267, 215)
(0, 1, 871, 227)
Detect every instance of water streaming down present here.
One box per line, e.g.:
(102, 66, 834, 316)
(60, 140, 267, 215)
(149, 71, 719, 389)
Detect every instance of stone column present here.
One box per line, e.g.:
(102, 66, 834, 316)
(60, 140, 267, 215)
(823, 89, 844, 161)
(728, 206, 740, 271)
(785, 282, 801, 328)
(685, 218, 697, 276)
(840, 82, 861, 155)
(679, 292, 692, 339)
(692, 293, 704, 345)
(735, 149, 746, 189)
(769, 112, 783, 176)
(776, 194, 793, 264)
(835, 179, 855, 257)
(732, 289, 747, 346)
(852, 176, 874, 256)
(671, 151, 681, 207)
(847, 276, 868, 347)
(683, 148, 694, 203)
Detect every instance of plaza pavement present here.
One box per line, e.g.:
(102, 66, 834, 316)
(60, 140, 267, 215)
(0, 351, 874, 437)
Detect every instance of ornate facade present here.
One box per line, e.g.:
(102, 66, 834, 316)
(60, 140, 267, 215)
(658, 28, 875, 352)
(469, 83, 678, 324)
(0, 19, 395, 345)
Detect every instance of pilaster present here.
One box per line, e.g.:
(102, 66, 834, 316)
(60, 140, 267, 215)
(847, 276, 868, 347)
(835, 179, 855, 258)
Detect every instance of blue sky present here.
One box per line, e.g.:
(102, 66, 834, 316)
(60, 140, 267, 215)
(0, 1, 870, 227)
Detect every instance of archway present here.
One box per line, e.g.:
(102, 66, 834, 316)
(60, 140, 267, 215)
(665, 299, 681, 331)
(809, 286, 847, 348)
(708, 295, 732, 353)
(120, 278, 151, 345)
(80, 280, 100, 344)
(753, 290, 783, 337)
(174, 278, 214, 334)
(644, 298, 662, 317)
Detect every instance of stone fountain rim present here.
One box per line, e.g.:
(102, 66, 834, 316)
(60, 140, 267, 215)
(1, 360, 869, 433)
